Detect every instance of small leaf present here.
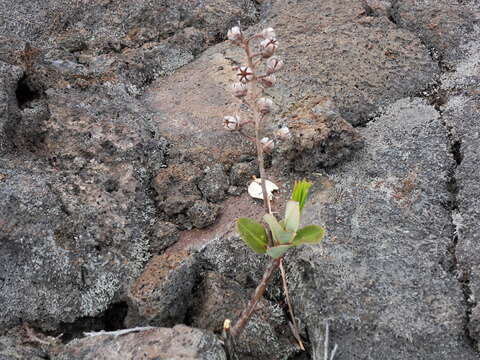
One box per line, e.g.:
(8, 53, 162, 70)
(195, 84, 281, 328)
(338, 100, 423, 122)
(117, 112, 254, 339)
(284, 200, 300, 232)
(291, 180, 312, 212)
(237, 218, 268, 254)
(266, 245, 293, 259)
(264, 214, 295, 244)
(292, 225, 325, 245)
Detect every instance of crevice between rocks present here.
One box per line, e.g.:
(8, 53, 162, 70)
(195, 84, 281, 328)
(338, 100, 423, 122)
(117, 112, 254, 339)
(418, 57, 477, 351)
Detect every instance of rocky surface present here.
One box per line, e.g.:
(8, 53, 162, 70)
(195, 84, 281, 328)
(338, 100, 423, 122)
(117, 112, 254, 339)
(287, 98, 477, 358)
(54, 325, 226, 360)
(1, 0, 480, 359)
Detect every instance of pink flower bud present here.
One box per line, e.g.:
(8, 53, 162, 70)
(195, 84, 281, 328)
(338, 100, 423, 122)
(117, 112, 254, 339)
(257, 97, 273, 114)
(266, 57, 284, 74)
(261, 27, 276, 39)
(260, 137, 275, 153)
(227, 26, 242, 43)
(236, 66, 254, 83)
(223, 115, 240, 131)
(260, 38, 278, 58)
(276, 126, 291, 140)
(231, 82, 248, 97)
(260, 74, 276, 88)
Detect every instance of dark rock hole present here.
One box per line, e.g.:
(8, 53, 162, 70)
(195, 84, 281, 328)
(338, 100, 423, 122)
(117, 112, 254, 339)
(58, 301, 129, 343)
(15, 76, 41, 109)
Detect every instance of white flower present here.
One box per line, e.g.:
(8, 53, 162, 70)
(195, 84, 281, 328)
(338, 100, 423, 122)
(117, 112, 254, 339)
(231, 82, 248, 98)
(257, 97, 273, 114)
(266, 57, 284, 74)
(260, 74, 276, 88)
(227, 26, 242, 42)
(236, 66, 254, 82)
(276, 126, 291, 140)
(260, 137, 275, 153)
(223, 115, 240, 131)
(260, 38, 278, 58)
(261, 27, 276, 39)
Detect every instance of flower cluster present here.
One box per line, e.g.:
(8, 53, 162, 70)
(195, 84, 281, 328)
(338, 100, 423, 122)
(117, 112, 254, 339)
(222, 25, 289, 154)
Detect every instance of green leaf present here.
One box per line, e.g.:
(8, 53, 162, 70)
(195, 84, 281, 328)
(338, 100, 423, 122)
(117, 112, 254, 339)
(264, 214, 295, 244)
(284, 200, 300, 232)
(266, 245, 293, 259)
(237, 218, 268, 254)
(291, 180, 313, 212)
(292, 225, 325, 245)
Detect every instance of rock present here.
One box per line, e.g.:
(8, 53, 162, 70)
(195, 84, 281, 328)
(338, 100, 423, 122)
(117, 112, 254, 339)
(286, 98, 477, 358)
(275, 97, 364, 171)
(441, 25, 480, 345)
(198, 164, 229, 203)
(263, 0, 438, 125)
(126, 251, 198, 328)
(191, 272, 298, 360)
(149, 221, 180, 254)
(0, 61, 23, 153)
(391, 0, 476, 66)
(0, 332, 49, 360)
(229, 161, 258, 187)
(187, 200, 221, 229)
(53, 325, 226, 360)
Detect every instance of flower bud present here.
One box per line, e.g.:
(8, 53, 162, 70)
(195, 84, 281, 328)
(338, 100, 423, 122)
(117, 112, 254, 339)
(276, 126, 291, 140)
(257, 97, 273, 114)
(266, 57, 284, 74)
(260, 38, 278, 58)
(261, 27, 276, 39)
(260, 74, 276, 88)
(260, 137, 275, 153)
(236, 66, 254, 83)
(227, 26, 242, 43)
(223, 115, 240, 131)
(231, 82, 248, 98)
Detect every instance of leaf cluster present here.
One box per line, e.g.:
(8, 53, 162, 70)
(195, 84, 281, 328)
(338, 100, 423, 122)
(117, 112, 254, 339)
(237, 180, 325, 258)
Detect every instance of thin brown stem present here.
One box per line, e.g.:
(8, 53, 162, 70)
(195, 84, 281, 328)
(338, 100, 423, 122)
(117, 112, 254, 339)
(280, 259, 305, 350)
(230, 258, 281, 337)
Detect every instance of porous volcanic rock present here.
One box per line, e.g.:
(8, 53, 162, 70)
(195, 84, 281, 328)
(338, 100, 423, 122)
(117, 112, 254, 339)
(53, 325, 226, 360)
(286, 98, 477, 359)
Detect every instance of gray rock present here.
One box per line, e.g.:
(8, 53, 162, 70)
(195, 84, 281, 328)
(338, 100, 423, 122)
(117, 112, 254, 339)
(256, 0, 439, 125)
(286, 98, 476, 359)
(0, 333, 49, 360)
(53, 325, 226, 360)
(441, 25, 480, 346)
(125, 251, 198, 328)
(149, 221, 180, 254)
(191, 272, 298, 360)
(0, 61, 23, 153)
(275, 97, 364, 171)
(391, 0, 477, 66)
(198, 164, 229, 203)
(187, 200, 221, 229)
(229, 161, 258, 187)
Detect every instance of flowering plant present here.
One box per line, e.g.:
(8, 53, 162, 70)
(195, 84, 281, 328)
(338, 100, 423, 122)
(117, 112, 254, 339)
(221, 24, 326, 346)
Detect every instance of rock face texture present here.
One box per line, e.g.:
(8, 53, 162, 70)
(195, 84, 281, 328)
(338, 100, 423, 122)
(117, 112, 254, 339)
(1, 0, 479, 359)
(287, 98, 477, 358)
(54, 325, 226, 360)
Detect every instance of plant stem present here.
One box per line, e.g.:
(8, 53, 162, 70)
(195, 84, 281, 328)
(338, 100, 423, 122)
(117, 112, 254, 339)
(242, 39, 272, 216)
(230, 258, 281, 337)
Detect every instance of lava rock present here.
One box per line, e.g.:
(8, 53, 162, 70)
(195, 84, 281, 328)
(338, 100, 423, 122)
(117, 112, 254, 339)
(229, 161, 258, 187)
(149, 221, 180, 254)
(286, 98, 476, 359)
(187, 200, 221, 229)
(191, 272, 298, 360)
(54, 325, 226, 360)
(198, 164, 229, 203)
(276, 97, 364, 171)
(126, 251, 198, 328)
